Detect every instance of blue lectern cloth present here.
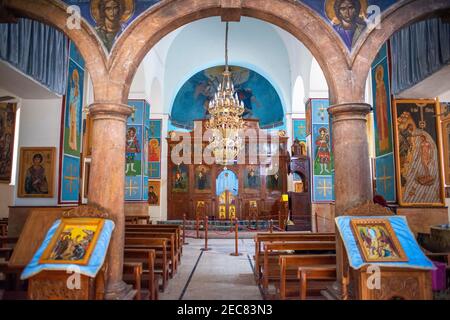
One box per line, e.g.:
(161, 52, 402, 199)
(335, 216, 435, 270)
(21, 219, 115, 280)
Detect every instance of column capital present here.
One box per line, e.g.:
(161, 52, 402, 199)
(328, 103, 371, 124)
(88, 102, 132, 121)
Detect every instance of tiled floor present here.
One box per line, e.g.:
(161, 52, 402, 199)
(160, 238, 262, 300)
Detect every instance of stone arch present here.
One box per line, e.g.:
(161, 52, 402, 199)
(352, 0, 450, 99)
(4, 0, 109, 100)
(109, 0, 349, 104)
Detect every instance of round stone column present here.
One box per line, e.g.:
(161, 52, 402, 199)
(326, 102, 372, 299)
(328, 103, 373, 215)
(88, 102, 133, 300)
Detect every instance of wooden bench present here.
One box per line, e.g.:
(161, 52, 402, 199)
(298, 265, 337, 300)
(126, 232, 177, 276)
(262, 241, 336, 291)
(124, 238, 170, 291)
(123, 248, 159, 299)
(123, 262, 143, 300)
(126, 225, 183, 257)
(278, 254, 336, 299)
(254, 232, 335, 282)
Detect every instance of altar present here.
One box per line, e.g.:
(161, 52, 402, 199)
(166, 119, 289, 220)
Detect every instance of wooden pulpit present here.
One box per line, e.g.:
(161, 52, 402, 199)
(325, 202, 433, 300)
(18, 205, 115, 300)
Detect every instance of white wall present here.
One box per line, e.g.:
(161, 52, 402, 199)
(13, 98, 62, 206)
(0, 75, 62, 216)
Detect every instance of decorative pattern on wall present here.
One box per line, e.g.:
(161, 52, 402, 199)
(307, 98, 335, 202)
(60, 41, 84, 203)
(171, 65, 284, 130)
(125, 99, 150, 201)
(371, 43, 396, 202)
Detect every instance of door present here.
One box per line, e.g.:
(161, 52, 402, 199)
(218, 191, 237, 220)
(216, 170, 239, 220)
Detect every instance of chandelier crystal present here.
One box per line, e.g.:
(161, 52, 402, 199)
(206, 22, 245, 166)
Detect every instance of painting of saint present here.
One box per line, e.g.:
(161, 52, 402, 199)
(148, 138, 160, 162)
(266, 172, 282, 191)
(148, 181, 160, 206)
(394, 100, 445, 206)
(195, 165, 211, 192)
(68, 69, 79, 151)
(351, 219, 408, 262)
(64, 61, 84, 157)
(315, 127, 331, 175)
(173, 165, 188, 192)
(125, 126, 140, 175)
(244, 166, 260, 191)
(325, 0, 367, 49)
(0, 103, 16, 183)
(374, 64, 391, 154)
(90, 0, 135, 51)
(18, 147, 55, 198)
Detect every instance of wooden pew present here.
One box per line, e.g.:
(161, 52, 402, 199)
(126, 232, 177, 277)
(126, 225, 183, 258)
(123, 248, 159, 299)
(298, 266, 337, 300)
(278, 254, 336, 299)
(253, 232, 335, 282)
(123, 262, 143, 300)
(124, 238, 169, 291)
(262, 241, 335, 291)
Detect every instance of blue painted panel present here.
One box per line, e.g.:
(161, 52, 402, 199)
(125, 175, 142, 201)
(61, 155, 80, 202)
(313, 175, 334, 202)
(293, 119, 307, 141)
(127, 100, 145, 125)
(375, 153, 396, 202)
(311, 99, 330, 124)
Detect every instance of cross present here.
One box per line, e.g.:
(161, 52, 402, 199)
(296, 123, 306, 139)
(149, 163, 159, 178)
(318, 179, 332, 197)
(149, 121, 157, 137)
(377, 165, 392, 194)
(416, 103, 428, 130)
(125, 179, 139, 197)
(318, 104, 327, 121)
(64, 164, 78, 193)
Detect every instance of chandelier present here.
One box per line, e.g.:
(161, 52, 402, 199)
(206, 22, 245, 166)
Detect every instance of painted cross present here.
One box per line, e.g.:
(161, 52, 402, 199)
(378, 165, 392, 194)
(295, 123, 306, 139)
(318, 103, 327, 121)
(318, 179, 332, 197)
(126, 179, 139, 197)
(149, 163, 159, 178)
(64, 163, 78, 194)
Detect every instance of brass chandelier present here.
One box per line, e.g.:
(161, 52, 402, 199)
(206, 22, 245, 166)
